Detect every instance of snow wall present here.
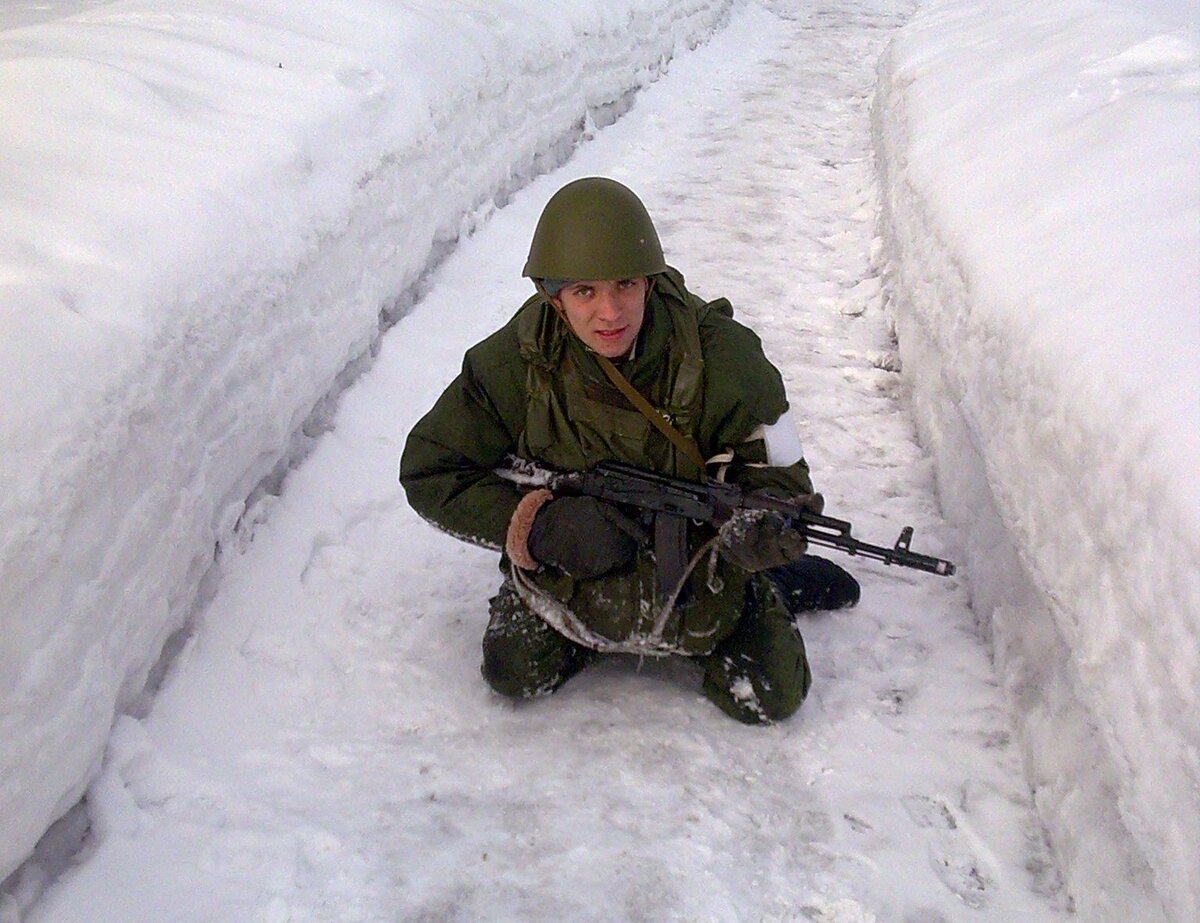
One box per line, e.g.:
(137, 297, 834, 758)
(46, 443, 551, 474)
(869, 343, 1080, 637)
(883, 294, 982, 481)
(0, 0, 732, 883)
(874, 1, 1199, 920)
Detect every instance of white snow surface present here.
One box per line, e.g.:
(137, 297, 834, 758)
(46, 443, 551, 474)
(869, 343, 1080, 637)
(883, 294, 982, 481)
(0, 0, 1193, 919)
(875, 1, 1199, 920)
(0, 0, 732, 890)
(12, 2, 1078, 918)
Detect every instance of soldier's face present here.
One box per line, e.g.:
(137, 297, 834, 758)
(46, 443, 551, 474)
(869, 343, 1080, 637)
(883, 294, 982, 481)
(552, 278, 649, 359)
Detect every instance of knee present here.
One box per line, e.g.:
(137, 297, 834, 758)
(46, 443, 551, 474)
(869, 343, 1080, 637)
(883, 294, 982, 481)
(702, 649, 810, 725)
(754, 625, 812, 722)
(701, 578, 813, 724)
(480, 587, 592, 698)
(481, 630, 544, 699)
(756, 651, 811, 722)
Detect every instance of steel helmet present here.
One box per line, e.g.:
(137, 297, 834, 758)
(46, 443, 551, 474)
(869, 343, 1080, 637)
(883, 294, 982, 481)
(523, 177, 667, 281)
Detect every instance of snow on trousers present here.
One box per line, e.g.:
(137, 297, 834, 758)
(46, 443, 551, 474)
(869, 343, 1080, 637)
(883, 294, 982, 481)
(481, 572, 812, 724)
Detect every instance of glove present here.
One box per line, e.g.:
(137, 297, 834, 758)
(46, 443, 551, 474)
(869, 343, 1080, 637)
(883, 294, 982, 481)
(506, 491, 643, 579)
(718, 507, 809, 573)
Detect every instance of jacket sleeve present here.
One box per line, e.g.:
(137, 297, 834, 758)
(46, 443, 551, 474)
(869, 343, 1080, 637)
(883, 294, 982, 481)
(695, 306, 818, 499)
(399, 347, 525, 551)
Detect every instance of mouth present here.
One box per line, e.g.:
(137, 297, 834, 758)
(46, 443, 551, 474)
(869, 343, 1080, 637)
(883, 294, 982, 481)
(595, 326, 628, 342)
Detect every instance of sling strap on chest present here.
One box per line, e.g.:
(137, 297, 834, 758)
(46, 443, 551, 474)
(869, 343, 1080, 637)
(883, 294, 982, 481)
(595, 353, 706, 605)
(593, 354, 706, 469)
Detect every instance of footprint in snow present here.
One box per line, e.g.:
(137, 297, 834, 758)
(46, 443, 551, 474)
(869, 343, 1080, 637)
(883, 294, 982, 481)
(901, 794, 995, 909)
(928, 845, 994, 911)
(901, 794, 956, 830)
(876, 686, 910, 716)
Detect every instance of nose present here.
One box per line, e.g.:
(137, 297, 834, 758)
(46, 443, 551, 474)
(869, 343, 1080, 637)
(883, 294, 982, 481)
(595, 289, 623, 322)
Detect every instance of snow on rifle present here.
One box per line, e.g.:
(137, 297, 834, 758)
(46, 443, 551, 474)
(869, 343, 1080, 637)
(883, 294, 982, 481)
(498, 457, 957, 579)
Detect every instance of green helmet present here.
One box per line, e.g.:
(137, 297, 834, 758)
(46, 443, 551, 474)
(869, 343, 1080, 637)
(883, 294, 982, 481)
(523, 177, 667, 282)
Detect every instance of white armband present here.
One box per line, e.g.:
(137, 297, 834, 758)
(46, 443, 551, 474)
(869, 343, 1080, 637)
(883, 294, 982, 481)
(760, 411, 805, 467)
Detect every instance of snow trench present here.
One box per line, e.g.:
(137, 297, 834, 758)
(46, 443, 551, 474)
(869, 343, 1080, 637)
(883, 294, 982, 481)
(873, 2, 1199, 920)
(0, 0, 732, 883)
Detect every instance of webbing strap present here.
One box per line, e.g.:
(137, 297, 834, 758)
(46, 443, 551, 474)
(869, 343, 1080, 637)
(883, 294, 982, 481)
(595, 354, 707, 470)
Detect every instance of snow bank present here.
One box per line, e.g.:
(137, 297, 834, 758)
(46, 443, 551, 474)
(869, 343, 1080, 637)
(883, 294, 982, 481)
(0, 0, 731, 882)
(873, 0, 1199, 919)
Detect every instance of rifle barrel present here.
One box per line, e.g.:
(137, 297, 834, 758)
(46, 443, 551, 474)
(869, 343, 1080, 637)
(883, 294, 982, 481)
(802, 527, 956, 576)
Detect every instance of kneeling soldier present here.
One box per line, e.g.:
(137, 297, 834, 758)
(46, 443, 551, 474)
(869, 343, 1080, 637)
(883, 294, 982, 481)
(401, 176, 855, 723)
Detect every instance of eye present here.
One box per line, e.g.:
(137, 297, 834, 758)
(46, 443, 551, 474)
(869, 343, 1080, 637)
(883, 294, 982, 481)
(616, 279, 638, 290)
(571, 285, 594, 299)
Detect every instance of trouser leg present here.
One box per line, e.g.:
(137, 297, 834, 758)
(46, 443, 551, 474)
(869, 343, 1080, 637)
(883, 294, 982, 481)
(698, 574, 812, 724)
(481, 580, 596, 698)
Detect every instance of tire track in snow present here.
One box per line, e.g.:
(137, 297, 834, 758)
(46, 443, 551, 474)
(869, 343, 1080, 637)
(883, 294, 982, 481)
(28, 3, 1071, 921)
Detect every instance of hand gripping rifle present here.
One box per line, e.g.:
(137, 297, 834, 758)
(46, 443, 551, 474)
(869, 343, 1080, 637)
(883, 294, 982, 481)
(499, 458, 956, 603)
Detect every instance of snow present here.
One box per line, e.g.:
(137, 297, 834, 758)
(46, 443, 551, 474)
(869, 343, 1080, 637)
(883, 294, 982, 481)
(11, 4, 1077, 917)
(0, 0, 1193, 919)
(874, 0, 1199, 919)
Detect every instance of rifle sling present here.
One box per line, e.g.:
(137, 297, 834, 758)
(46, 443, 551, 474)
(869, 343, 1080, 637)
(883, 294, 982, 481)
(594, 354, 705, 605)
(594, 354, 707, 470)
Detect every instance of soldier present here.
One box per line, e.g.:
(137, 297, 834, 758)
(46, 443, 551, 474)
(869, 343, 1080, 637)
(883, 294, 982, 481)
(400, 176, 857, 724)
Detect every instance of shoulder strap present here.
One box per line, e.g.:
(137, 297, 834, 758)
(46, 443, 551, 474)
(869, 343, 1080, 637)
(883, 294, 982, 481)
(595, 354, 707, 471)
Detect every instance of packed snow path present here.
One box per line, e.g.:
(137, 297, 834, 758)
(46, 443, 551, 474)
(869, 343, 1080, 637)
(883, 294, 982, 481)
(29, 4, 1070, 920)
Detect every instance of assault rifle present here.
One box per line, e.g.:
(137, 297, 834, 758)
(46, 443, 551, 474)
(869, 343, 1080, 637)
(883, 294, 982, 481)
(499, 458, 955, 601)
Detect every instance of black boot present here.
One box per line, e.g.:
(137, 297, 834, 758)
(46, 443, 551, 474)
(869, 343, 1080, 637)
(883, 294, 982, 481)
(766, 555, 860, 615)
